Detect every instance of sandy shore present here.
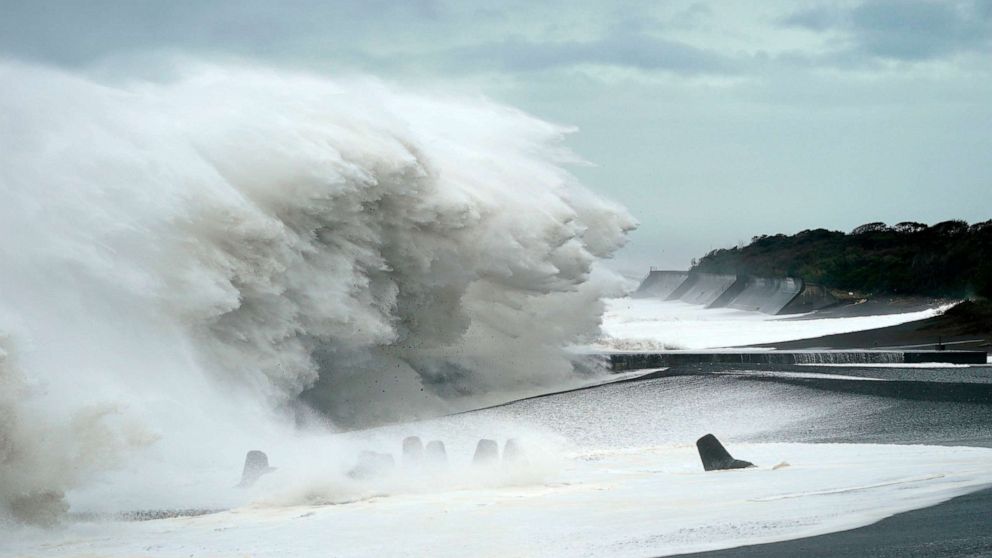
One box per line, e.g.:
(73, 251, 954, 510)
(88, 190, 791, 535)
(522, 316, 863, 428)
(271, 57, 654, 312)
(662, 355, 992, 557)
(673, 487, 992, 557)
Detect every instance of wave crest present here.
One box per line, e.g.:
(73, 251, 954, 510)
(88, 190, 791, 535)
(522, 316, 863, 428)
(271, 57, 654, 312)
(0, 61, 634, 519)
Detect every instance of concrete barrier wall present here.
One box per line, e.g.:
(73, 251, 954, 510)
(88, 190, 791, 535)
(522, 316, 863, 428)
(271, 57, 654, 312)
(633, 270, 689, 299)
(723, 277, 804, 314)
(676, 273, 739, 306)
(609, 350, 987, 370)
(634, 269, 840, 316)
(665, 273, 699, 300)
(705, 275, 749, 309)
(779, 283, 838, 314)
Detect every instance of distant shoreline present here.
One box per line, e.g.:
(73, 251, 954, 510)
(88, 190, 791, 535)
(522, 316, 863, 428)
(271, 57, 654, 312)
(747, 299, 992, 353)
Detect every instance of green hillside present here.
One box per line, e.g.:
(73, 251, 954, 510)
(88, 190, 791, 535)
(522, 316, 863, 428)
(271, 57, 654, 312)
(692, 220, 992, 299)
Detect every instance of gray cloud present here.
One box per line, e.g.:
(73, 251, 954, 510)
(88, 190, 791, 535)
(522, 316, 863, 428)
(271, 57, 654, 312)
(0, 0, 446, 65)
(851, 0, 991, 60)
(445, 29, 736, 75)
(0, 1, 737, 77)
(780, 5, 840, 31)
(783, 0, 992, 62)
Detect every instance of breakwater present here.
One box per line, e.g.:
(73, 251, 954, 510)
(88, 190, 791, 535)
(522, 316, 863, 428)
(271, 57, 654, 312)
(633, 270, 689, 299)
(634, 270, 837, 315)
(609, 350, 988, 371)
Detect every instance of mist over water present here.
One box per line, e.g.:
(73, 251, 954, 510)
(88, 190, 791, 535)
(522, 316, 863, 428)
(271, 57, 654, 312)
(0, 61, 634, 522)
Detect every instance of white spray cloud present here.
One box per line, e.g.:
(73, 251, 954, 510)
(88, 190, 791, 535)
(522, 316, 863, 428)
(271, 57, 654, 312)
(0, 60, 634, 521)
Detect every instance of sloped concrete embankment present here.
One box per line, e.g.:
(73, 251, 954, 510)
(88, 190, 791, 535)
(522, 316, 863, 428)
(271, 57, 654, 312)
(671, 273, 739, 306)
(719, 277, 804, 314)
(779, 283, 838, 314)
(633, 270, 689, 299)
(634, 270, 837, 315)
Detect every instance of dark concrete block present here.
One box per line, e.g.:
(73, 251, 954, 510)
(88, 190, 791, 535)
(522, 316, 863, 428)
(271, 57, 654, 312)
(473, 439, 499, 465)
(238, 450, 276, 487)
(348, 450, 395, 480)
(425, 440, 447, 465)
(402, 436, 424, 466)
(696, 434, 754, 471)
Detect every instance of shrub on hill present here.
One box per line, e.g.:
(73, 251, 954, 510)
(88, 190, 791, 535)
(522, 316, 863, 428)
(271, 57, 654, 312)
(693, 220, 992, 299)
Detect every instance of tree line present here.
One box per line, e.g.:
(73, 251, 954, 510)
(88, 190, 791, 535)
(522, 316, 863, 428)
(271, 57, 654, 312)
(692, 220, 992, 299)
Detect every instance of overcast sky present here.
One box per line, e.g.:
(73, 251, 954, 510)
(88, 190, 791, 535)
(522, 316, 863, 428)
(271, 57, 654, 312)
(3, 0, 990, 274)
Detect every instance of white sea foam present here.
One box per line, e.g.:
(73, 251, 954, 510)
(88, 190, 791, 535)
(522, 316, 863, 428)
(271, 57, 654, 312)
(5, 344, 990, 556)
(6, 441, 992, 557)
(597, 298, 950, 351)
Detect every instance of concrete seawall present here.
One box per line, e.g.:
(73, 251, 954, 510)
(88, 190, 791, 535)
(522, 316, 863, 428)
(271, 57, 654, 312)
(705, 275, 750, 309)
(634, 270, 837, 315)
(665, 272, 697, 301)
(722, 277, 804, 314)
(633, 270, 689, 299)
(674, 273, 739, 306)
(779, 283, 838, 314)
(609, 351, 988, 370)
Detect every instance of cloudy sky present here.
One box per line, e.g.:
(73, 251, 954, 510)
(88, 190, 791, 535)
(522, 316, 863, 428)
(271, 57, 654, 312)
(3, 0, 990, 273)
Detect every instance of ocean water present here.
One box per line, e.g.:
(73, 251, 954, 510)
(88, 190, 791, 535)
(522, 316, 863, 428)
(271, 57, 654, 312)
(5, 371, 992, 557)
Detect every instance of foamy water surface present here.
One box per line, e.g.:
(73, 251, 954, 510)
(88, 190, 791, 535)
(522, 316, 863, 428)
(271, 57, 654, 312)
(598, 298, 950, 350)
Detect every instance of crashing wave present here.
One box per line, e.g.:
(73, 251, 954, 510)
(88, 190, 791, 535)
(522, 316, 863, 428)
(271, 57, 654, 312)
(0, 61, 634, 521)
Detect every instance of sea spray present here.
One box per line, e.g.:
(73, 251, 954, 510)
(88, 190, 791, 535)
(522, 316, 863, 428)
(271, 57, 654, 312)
(0, 61, 634, 520)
